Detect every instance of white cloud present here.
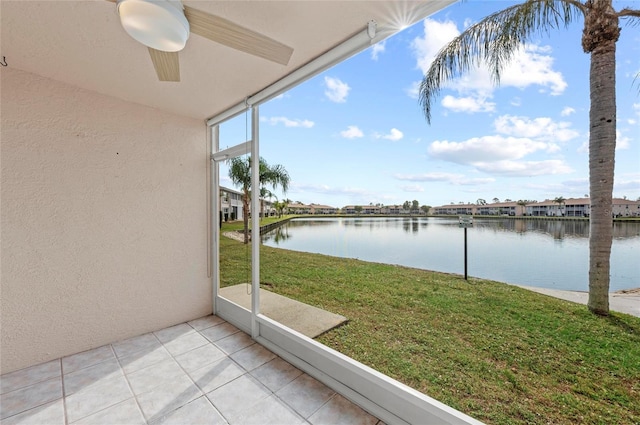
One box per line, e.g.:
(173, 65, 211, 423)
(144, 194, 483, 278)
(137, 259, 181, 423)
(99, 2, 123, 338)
(394, 172, 495, 186)
(617, 130, 631, 150)
(473, 159, 573, 176)
(293, 183, 370, 197)
(442, 44, 567, 96)
(411, 19, 567, 108)
(524, 179, 589, 196)
(371, 41, 386, 61)
(395, 172, 464, 182)
(400, 184, 425, 192)
(614, 179, 640, 193)
(561, 106, 576, 116)
(577, 140, 588, 154)
(406, 81, 421, 99)
(458, 177, 497, 185)
(426, 115, 579, 177)
(494, 115, 579, 143)
(324, 76, 350, 103)
(441, 95, 495, 113)
(411, 19, 460, 75)
(499, 45, 567, 95)
(385, 128, 404, 141)
(428, 135, 550, 164)
(340, 125, 364, 139)
(376, 128, 404, 141)
(261, 116, 314, 128)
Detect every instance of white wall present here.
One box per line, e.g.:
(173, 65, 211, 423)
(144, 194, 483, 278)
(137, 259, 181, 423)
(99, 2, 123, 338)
(1, 68, 211, 374)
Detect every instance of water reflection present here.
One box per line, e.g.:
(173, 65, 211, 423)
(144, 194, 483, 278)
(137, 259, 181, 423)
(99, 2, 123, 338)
(261, 217, 640, 292)
(493, 219, 638, 239)
(263, 226, 293, 244)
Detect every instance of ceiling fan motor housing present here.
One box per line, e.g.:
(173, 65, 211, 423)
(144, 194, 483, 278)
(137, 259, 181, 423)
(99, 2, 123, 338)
(117, 0, 190, 52)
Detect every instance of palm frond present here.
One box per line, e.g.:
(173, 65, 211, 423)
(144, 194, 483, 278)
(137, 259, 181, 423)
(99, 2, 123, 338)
(419, 0, 585, 123)
(618, 8, 640, 20)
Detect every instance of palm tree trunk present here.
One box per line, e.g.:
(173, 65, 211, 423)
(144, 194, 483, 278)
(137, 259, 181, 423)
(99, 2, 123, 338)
(585, 3, 618, 315)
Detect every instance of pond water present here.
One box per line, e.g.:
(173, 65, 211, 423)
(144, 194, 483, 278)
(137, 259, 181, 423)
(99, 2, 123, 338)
(262, 217, 640, 292)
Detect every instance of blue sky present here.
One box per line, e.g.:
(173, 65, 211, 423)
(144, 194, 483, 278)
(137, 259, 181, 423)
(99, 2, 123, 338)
(219, 0, 640, 208)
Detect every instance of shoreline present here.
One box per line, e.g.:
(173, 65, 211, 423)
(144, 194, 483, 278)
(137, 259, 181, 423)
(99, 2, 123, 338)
(222, 231, 639, 316)
(514, 285, 639, 317)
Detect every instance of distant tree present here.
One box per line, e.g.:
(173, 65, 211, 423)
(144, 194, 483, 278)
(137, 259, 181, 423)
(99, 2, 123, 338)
(411, 200, 420, 212)
(504, 198, 513, 202)
(274, 200, 288, 218)
(355, 205, 363, 214)
(516, 199, 528, 216)
(228, 156, 290, 244)
(403, 201, 411, 211)
(477, 198, 487, 205)
(260, 187, 276, 219)
(492, 198, 500, 204)
(553, 196, 566, 216)
(421, 205, 431, 215)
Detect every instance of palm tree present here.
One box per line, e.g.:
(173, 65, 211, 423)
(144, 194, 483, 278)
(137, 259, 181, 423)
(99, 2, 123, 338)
(259, 187, 276, 220)
(228, 156, 290, 244)
(274, 200, 288, 218)
(418, 0, 639, 315)
(516, 199, 529, 216)
(553, 196, 566, 217)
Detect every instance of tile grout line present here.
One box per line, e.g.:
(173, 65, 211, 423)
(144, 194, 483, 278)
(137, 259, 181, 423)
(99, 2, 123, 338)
(112, 342, 148, 425)
(196, 326, 269, 425)
(64, 343, 139, 425)
(172, 330, 233, 425)
(60, 357, 69, 425)
(270, 388, 314, 423)
(0, 375, 67, 422)
(135, 322, 230, 424)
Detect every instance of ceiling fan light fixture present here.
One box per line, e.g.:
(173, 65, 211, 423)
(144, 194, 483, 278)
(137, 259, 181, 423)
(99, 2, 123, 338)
(117, 0, 190, 52)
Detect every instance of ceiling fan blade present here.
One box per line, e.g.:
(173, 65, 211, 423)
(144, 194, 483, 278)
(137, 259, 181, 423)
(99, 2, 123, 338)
(184, 5, 293, 66)
(148, 48, 180, 82)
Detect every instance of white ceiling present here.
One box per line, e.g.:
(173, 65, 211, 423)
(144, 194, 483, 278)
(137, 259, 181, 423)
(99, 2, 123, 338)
(2, 1, 455, 121)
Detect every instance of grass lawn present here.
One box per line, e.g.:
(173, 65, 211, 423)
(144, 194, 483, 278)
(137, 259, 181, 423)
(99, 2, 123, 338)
(220, 221, 640, 424)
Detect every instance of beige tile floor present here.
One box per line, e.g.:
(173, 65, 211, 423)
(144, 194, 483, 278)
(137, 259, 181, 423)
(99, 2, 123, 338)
(1, 316, 382, 425)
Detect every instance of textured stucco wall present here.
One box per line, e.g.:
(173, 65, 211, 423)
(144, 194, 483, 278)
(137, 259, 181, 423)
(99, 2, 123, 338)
(1, 68, 211, 374)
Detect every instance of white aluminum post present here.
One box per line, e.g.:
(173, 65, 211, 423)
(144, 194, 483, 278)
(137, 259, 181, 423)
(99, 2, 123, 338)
(211, 125, 220, 314)
(250, 105, 260, 339)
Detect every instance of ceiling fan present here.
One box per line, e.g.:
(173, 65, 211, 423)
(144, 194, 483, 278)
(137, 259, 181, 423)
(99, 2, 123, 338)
(108, 0, 294, 82)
